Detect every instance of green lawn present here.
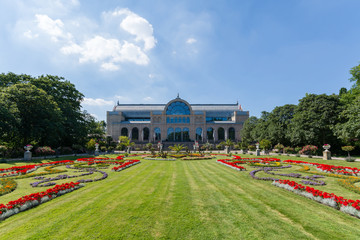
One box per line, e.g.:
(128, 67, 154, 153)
(1, 155, 360, 239)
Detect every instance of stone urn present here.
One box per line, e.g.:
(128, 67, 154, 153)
(323, 144, 331, 160)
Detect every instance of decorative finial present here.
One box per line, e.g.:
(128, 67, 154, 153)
(117, 100, 119, 105)
(177, 93, 180, 98)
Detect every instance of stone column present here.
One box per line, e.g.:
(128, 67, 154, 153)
(323, 151, 331, 160)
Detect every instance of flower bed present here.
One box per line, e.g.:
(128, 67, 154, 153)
(272, 179, 360, 218)
(0, 182, 84, 221)
(217, 159, 246, 171)
(181, 156, 214, 160)
(284, 160, 360, 176)
(143, 157, 176, 161)
(0, 179, 17, 196)
(112, 160, 140, 171)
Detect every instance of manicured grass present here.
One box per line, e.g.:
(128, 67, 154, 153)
(1, 155, 360, 239)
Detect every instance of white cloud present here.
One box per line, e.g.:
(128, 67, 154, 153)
(23, 30, 39, 39)
(116, 9, 156, 51)
(101, 62, 119, 71)
(61, 36, 149, 68)
(35, 14, 72, 42)
(15, 6, 156, 71)
(82, 97, 114, 106)
(143, 96, 153, 101)
(186, 38, 197, 44)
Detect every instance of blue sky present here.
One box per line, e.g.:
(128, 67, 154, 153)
(1, 0, 359, 121)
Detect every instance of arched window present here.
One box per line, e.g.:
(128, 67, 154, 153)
(218, 127, 225, 141)
(174, 117, 178, 123)
(131, 128, 139, 140)
(229, 127, 235, 141)
(170, 117, 174, 123)
(143, 127, 150, 141)
(183, 128, 190, 141)
(167, 117, 170, 123)
(154, 128, 161, 141)
(175, 128, 182, 141)
(166, 101, 190, 115)
(121, 128, 128, 137)
(207, 127, 214, 141)
(183, 117, 186, 123)
(187, 117, 190, 123)
(167, 128, 174, 141)
(196, 128, 202, 141)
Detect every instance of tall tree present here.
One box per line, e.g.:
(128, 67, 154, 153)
(0, 83, 61, 146)
(267, 104, 297, 146)
(288, 94, 341, 147)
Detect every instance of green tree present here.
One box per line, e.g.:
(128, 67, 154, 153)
(266, 104, 297, 146)
(86, 139, 96, 151)
(220, 139, 234, 148)
(341, 146, 355, 158)
(260, 139, 272, 151)
(117, 136, 134, 151)
(0, 83, 61, 146)
(288, 94, 341, 147)
(333, 96, 360, 144)
(240, 116, 259, 143)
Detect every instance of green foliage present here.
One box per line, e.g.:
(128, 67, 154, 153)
(288, 94, 341, 147)
(220, 139, 234, 148)
(342, 146, 355, 158)
(168, 144, 185, 153)
(86, 139, 96, 151)
(259, 139, 271, 150)
(333, 96, 360, 143)
(117, 136, 134, 151)
(274, 143, 284, 152)
(0, 73, 102, 153)
(145, 143, 153, 151)
(248, 145, 256, 151)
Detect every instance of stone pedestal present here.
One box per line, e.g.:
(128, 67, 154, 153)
(94, 150, 99, 156)
(323, 151, 331, 160)
(24, 151, 32, 161)
(256, 149, 260, 156)
(225, 146, 230, 154)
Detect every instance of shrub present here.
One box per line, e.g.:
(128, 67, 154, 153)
(34, 146, 55, 156)
(342, 146, 355, 158)
(100, 146, 107, 152)
(86, 139, 96, 151)
(216, 144, 223, 150)
(346, 157, 356, 162)
(299, 145, 318, 155)
(284, 147, 295, 154)
(260, 139, 272, 150)
(295, 147, 302, 153)
(248, 145, 256, 151)
(0, 145, 7, 156)
(274, 143, 284, 153)
(60, 147, 73, 155)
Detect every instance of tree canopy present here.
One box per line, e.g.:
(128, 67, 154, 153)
(0, 72, 105, 155)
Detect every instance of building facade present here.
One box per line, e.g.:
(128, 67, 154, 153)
(106, 96, 249, 144)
